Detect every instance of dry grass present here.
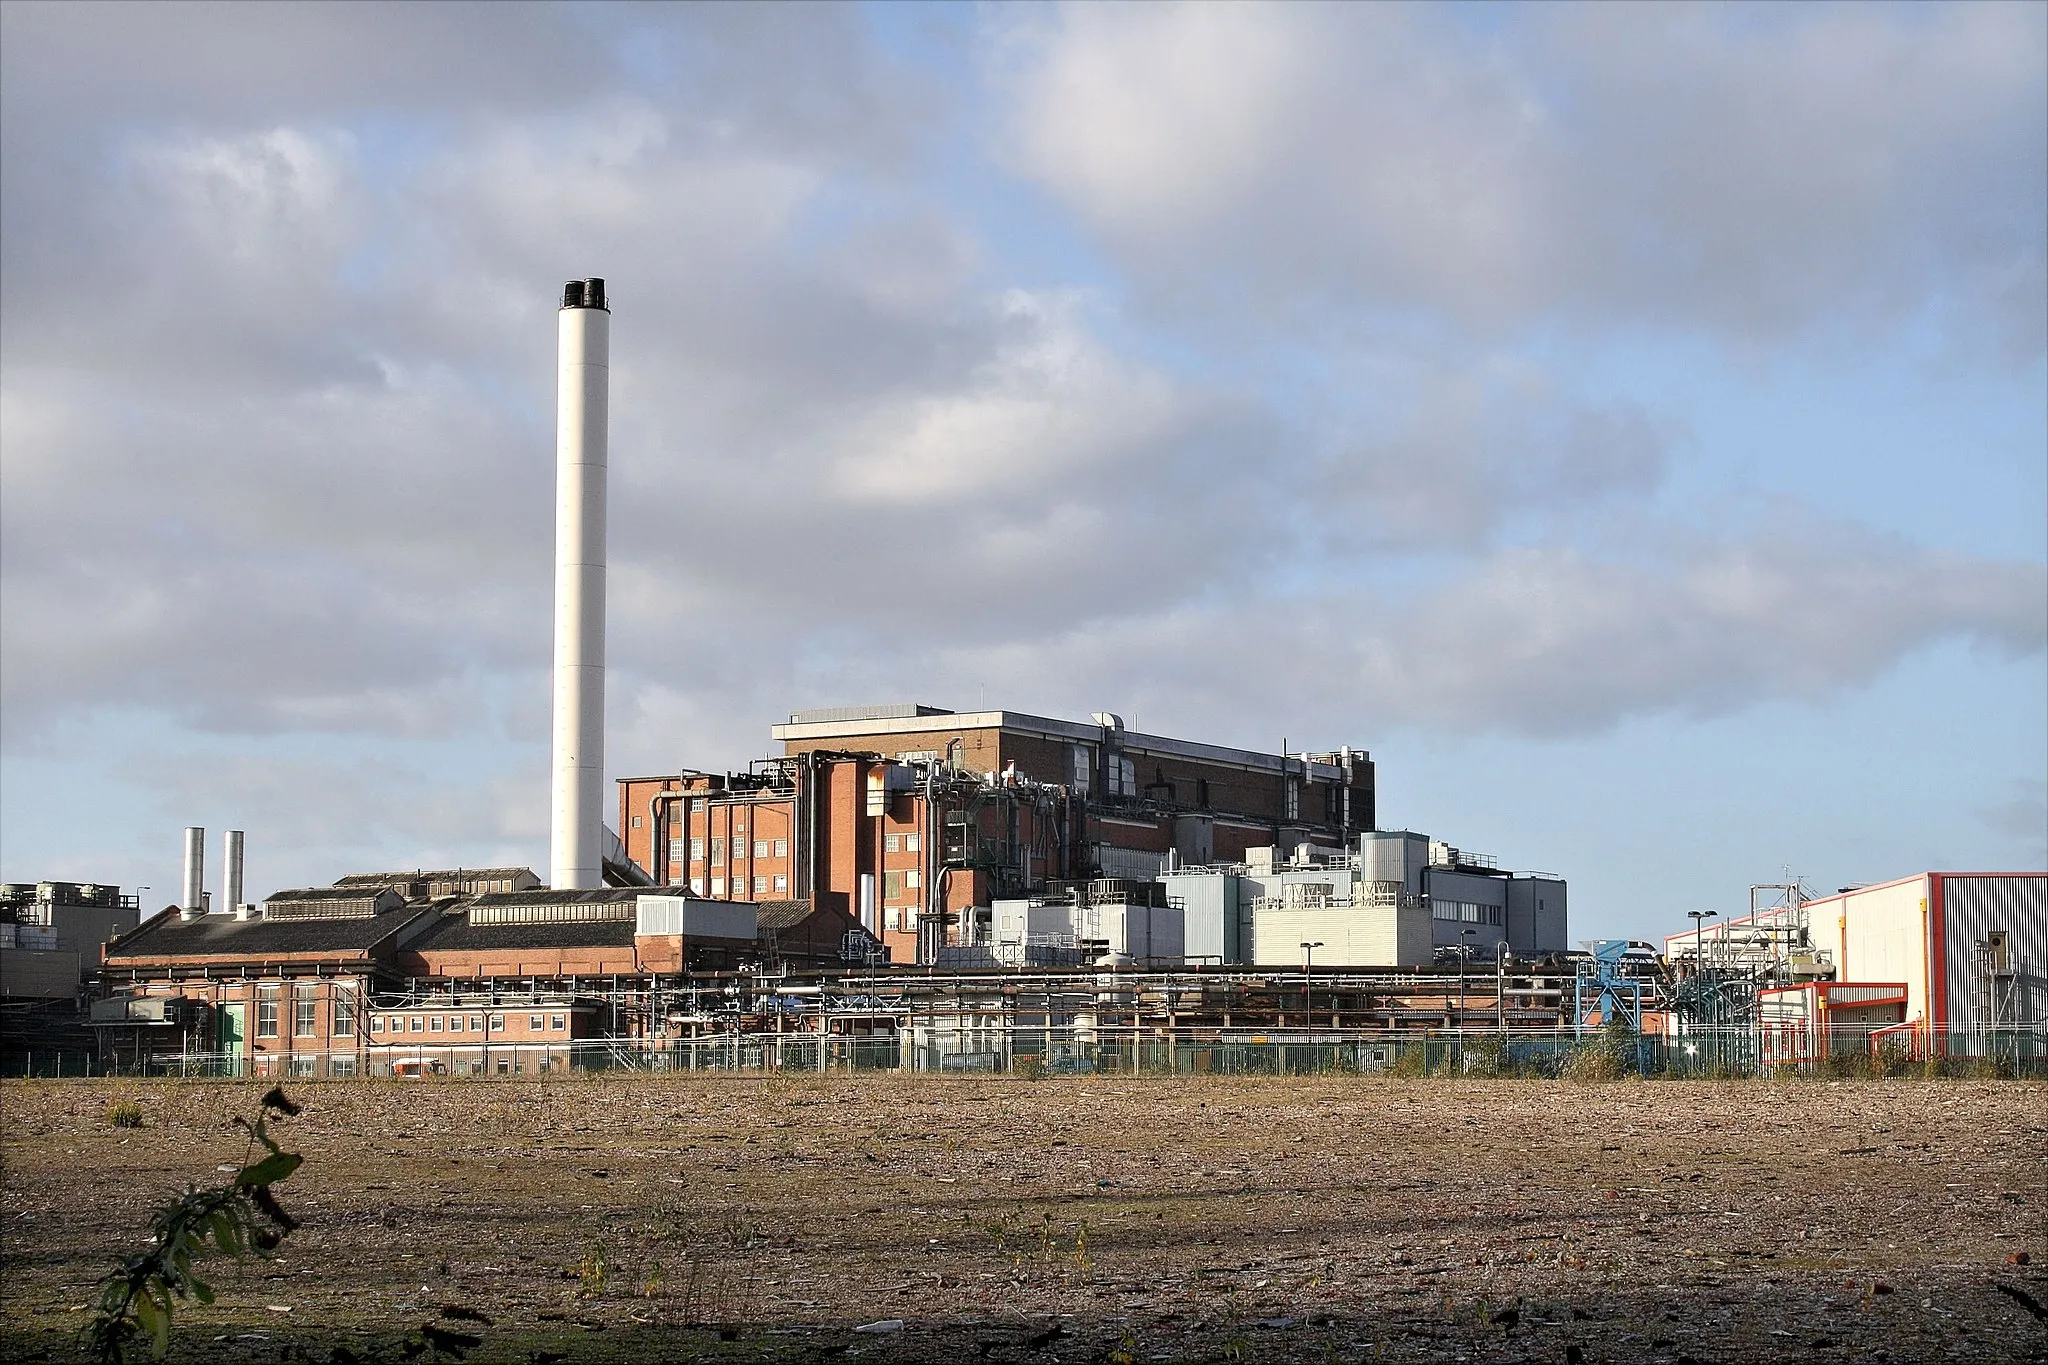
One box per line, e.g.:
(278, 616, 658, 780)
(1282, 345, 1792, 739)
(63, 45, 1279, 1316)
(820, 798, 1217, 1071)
(1, 1073, 2043, 1362)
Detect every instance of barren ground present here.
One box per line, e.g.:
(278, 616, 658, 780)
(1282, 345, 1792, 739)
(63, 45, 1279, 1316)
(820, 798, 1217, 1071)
(1, 1075, 2043, 1364)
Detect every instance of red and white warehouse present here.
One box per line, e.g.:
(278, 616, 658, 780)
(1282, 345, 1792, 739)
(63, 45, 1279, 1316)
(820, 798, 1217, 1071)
(1673, 872, 2045, 1048)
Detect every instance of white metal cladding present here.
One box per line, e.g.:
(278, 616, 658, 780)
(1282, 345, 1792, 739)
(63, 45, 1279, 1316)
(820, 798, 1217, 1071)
(635, 895, 758, 941)
(1941, 874, 2048, 1028)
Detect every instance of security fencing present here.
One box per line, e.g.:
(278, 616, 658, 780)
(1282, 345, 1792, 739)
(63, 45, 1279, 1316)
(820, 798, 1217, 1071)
(5, 1025, 2042, 1080)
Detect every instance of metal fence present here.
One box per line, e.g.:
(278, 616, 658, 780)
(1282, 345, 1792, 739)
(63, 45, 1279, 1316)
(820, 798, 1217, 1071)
(6, 1025, 2042, 1080)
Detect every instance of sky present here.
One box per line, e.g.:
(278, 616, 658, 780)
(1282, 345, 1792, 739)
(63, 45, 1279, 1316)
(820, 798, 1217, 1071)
(1, 1, 2042, 942)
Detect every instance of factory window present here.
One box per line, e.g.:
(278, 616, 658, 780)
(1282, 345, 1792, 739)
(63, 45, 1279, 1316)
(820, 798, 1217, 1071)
(290, 1057, 316, 1078)
(294, 986, 318, 1036)
(690, 838, 704, 859)
(329, 1057, 357, 1078)
(710, 838, 724, 864)
(885, 908, 902, 931)
(774, 839, 788, 858)
(905, 834, 920, 853)
(1071, 745, 1092, 794)
(631, 815, 642, 829)
(256, 987, 279, 1038)
(883, 870, 905, 900)
(410, 1016, 424, 1033)
(497, 1057, 511, 1075)
(527, 1014, 543, 1031)
(469, 1015, 483, 1031)
(711, 877, 725, 896)
(489, 1013, 505, 1032)
(753, 876, 768, 896)
(669, 840, 685, 863)
(906, 869, 921, 889)
(753, 840, 768, 858)
(1284, 780, 1300, 821)
(332, 987, 356, 1036)
(884, 834, 901, 853)
(1988, 930, 2011, 973)
(774, 875, 788, 892)
(690, 878, 705, 894)
(430, 1017, 443, 1032)
(550, 1014, 566, 1031)
(370, 1016, 384, 1033)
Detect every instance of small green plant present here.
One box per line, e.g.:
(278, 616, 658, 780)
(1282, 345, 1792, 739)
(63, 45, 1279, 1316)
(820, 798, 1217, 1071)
(1069, 1221, 1093, 1282)
(1013, 1053, 1047, 1081)
(88, 1087, 304, 1363)
(575, 1240, 610, 1298)
(106, 1101, 144, 1129)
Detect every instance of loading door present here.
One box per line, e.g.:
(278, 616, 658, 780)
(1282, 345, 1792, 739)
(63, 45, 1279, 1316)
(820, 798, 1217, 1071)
(217, 1004, 246, 1077)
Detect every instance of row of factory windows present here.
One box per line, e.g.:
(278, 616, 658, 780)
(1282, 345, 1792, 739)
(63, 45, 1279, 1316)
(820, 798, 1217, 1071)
(249, 988, 573, 1039)
(254, 985, 355, 1038)
(667, 835, 926, 864)
(686, 875, 791, 896)
(370, 1013, 567, 1034)
(671, 838, 792, 864)
(1430, 900, 1504, 926)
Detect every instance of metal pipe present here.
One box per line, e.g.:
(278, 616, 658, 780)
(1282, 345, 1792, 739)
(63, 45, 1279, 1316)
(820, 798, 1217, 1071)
(550, 277, 610, 889)
(180, 828, 205, 919)
(223, 830, 245, 918)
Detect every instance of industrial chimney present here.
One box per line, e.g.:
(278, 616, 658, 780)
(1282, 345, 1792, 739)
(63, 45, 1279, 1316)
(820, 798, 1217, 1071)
(222, 830, 244, 918)
(180, 827, 205, 921)
(550, 278, 609, 889)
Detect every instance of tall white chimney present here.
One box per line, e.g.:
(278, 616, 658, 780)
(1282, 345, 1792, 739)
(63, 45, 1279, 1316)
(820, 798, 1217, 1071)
(180, 827, 205, 920)
(550, 278, 609, 890)
(222, 830, 245, 918)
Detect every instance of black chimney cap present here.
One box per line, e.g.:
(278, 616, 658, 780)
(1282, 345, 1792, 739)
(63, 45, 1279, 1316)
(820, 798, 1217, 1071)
(560, 277, 608, 311)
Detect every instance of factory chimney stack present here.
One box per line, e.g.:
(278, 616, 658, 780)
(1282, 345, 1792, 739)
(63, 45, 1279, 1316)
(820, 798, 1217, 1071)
(223, 830, 245, 918)
(180, 827, 205, 921)
(550, 278, 609, 890)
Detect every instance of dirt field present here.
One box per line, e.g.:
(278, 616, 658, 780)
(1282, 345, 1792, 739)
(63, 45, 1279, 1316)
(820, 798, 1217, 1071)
(1, 1074, 2042, 1363)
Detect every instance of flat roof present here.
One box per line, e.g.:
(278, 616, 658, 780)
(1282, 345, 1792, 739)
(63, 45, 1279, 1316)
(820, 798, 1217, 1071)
(771, 709, 1351, 779)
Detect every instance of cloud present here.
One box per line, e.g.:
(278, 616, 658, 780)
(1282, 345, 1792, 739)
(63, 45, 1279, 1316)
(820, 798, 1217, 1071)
(998, 2, 2047, 350)
(0, 0, 2040, 810)
(879, 524, 2048, 743)
(1976, 779, 2048, 866)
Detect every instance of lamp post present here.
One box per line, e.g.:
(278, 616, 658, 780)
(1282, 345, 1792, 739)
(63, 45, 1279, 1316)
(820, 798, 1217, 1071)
(1687, 910, 1718, 1069)
(1495, 938, 1511, 1036)
(1300, 941, 1323, 1029)
(1456, 928, 1477, 1067)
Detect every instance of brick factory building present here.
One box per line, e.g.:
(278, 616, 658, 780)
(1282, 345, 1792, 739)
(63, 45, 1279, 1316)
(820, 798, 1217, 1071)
(93, 877, 876, 1078)
(619, 703, 1374, 963)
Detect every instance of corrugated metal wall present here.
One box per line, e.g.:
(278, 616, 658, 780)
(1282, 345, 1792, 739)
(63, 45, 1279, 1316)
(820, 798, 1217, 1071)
(1940, 874, 2048, 1029)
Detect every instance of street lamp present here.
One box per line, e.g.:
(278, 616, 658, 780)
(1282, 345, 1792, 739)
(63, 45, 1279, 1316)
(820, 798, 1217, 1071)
(1495, 938, 1511, 1035)
(1457, 928, 1477, 1064)
(1686, 909, 1718, 973)
(1300, 941, 1323, 1026)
